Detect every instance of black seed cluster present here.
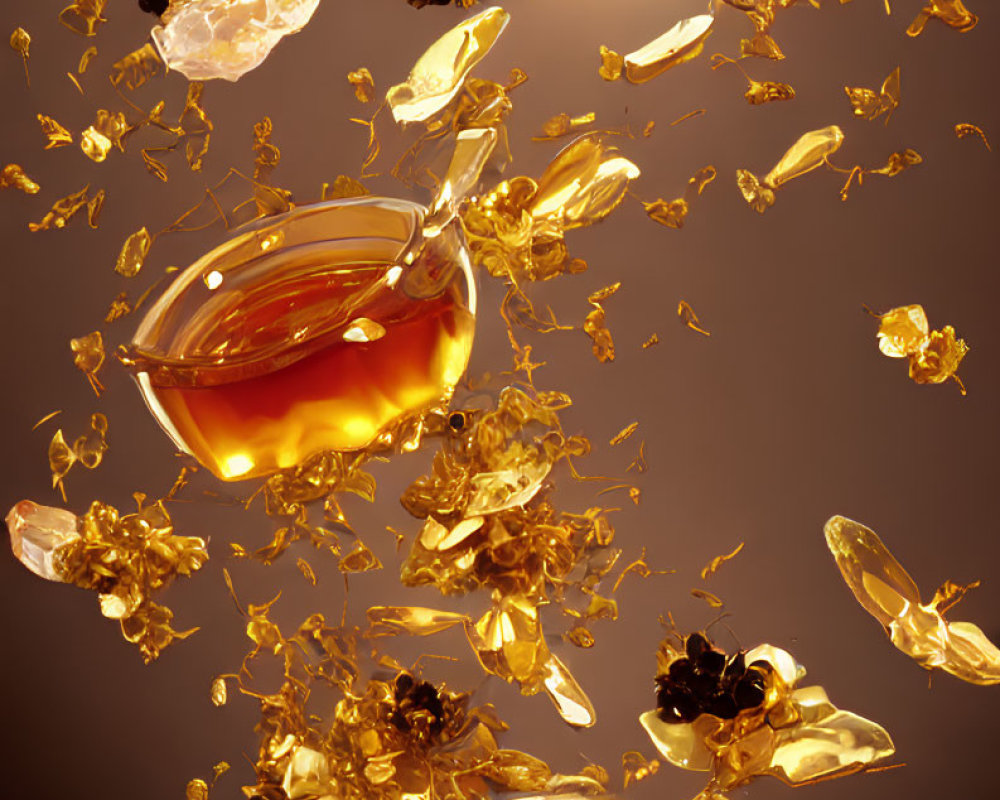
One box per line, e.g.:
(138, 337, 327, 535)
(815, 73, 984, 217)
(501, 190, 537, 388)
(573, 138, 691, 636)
(654, 633, 771, 723)
(389, 673, 446, 737)
(138, 0, 170, 16)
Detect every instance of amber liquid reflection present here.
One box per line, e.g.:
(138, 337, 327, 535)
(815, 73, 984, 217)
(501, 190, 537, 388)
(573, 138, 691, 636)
(138, 264, 474, 481)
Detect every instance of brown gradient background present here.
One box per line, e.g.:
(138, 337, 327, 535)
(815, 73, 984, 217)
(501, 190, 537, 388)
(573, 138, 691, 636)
(2, 1, 999, 798)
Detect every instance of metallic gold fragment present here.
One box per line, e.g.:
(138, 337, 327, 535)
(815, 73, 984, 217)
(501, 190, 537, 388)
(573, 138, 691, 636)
(740, 32, 784, 60)
(78, 45, 97, 74)
(28, 185, 96, 232)
(111, 44, 162, 90)
(115, 227, 152, 277)
(689, 165, 717, 196)
(211, 677, 227, 707)
(671, 108, 706, 127)
(534, 112, 596, 141)
(644, 198, 688, 229)
(622, 751, 659, 788)
(81, 127, 112, 163)
(744, 79, 795, 104)
(737, 125, 844, 212)
(610, 422, 639, 447)
(642, 635, 895, 798)
(678, 300, 710, 336)
(86, 189, 105, 229)
(624, 14, 714, 84)
(871, 304, 967, 391)
(185, 779, 208, 800)
(845, 66, 900, 123)
(70, 331, 105, 396)
(598, 45, 624, 81)
(181, 82, 213, 172)
(10, 27, 29, 86)
(907, 1, 977, 36)
(585, 283, 620, 362)
(642, 334, 659, 349)
(691, 588, 724, 608)
(347, 67, 375, 103)
(955, 123, 990, 151)
(701, 541, 744, 580)
(296, 557, 318, 586)
(38, 114, 73, 149)
(48, 413, 109, 498)
(59, 0, 106, 37)
(825, 515, 1000, 684)
(0, 164, 40, 194)
(105, 292, 132, 324)
(387, 6, 511, 124)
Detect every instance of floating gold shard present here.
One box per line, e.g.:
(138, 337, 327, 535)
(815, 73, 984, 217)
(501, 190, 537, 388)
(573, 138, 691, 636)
(744, 78, 795, 104)
(643, 198, 688, 229)
(598, 45, 624, 80)
(59, 0, 106, 37)
(78, 45, 97, 73)
(115, 227, 151, 277)
(347, 67, 374, 103)
(825, 515, 1000, 684)
(689, 165, 717, 195)
(210, 677, 227, 707)
(181, 82, 213, 171)
(836, 148, 922, 201)
(321, 175, 369, 200)
(185, 779, 208, 800)
(623, 14, 714, 84)
(737, 125, 844, 212)
(38, 114, 72, 149)
(701, 541, 744, 580)
(70, 331, 105, 396)
(534, 112, 596, 141)
(585, 283, 619, 362)
(0, 164, 39, 194)
(691, 588, 723, 608)
(678, 300, 710, 336)
(152, 0, 322, 82)
(5, 496, 206, 662)
(872, 304, 967, 391)
(10, 26, 29, 86)
(48, 413, 109, 498)
(387, 6, 511, 124)
(81, 126, 112, 162)
(642, 633, 894, 798)
(907, 0, 977, 36)
(111, 43, 162, 90)
(610, 422, 638, 447)
(956, 123, 990, 150)
(845, 66, 900, 123)
(740, 32, 784, 60)
(28, 185, 96, 232)
(622, 751, 659, 787)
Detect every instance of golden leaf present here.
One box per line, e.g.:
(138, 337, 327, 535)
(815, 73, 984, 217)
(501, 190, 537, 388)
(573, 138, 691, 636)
(624, 14, 714, 83)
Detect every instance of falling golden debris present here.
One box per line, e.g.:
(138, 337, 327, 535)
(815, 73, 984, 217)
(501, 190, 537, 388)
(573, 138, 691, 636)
(642, 632, 894, 798)
(826, 515, 1000, 684)
(5, 495, 207, 662)
(104, 292, 132, 324)
(737, 125, 844, 212)
(58, 0, 107, 37)
(871, 303, 967, 392)
(598, 44, 624, 81)
(80, 110, 127, 163)
(622, 751, 659, 788)
(296, 557, 318, 586)
(845, 66, 901, 123)
(10, 26, 30, 86)
(623, 14, 714, 84)
(691, 588, 724, 608)
(610, 422, 639, 447)
(643, 120, 656, 137)
(185, 779, 208, 800)
(533, 111, 596, 141)
(48, 413, 109, 499)
(835, 148, 922, 201)
(0, 164, 40, 194)
(210, 676, 228, 707)
(584, 283, 620, 362)
(740, 32, 784, 61)
(643, 198, 688, 229)
(32, 411, 62, 431)
(115, 227, 152, 277)
(626, 440, 648, 474)
(955, 123, 991, 151)
(28, 186, 98, 232)
(701, 541, 745, 580)
(78, 45, 97, 73)
(688, 165, 717, 195)
(907, 0, 977, 36)
(670, 108, 706, 127)
(70, 331, 106, 396)
(38, 114, 73, 149)
(711, 54, 795, 105)
(678, 300, 710, 336)
(347, 66, 375, 102)
(110, 43, 162, 90)
(641, 334, 659, 349)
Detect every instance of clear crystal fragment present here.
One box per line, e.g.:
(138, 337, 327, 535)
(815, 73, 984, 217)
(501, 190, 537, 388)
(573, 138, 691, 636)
(6, 500, 79, 582)
(151, 0, 322, 82)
